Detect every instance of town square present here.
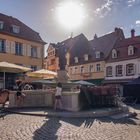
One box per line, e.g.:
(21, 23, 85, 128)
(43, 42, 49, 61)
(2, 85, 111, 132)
(0, 0, 140, 140)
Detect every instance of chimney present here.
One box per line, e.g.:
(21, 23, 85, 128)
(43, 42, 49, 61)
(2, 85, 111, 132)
(131, 29, 135, 38)
(94, 34, 98, 39)
(114, 27, 119, 35)
(70, 32, 73, 38)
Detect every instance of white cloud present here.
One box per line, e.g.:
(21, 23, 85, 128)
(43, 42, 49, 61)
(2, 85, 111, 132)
(127, 0, 136, 7)
(136, 20, 140, 25)
(94, 0, 113, 18)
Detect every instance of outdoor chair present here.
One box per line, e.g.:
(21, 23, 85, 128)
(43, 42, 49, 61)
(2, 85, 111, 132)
(0, 89, 10, 119)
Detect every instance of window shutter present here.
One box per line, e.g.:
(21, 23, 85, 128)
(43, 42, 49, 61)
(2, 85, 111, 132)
(37, 47, 42, 58)
(6, 40, 11, 53)
(27, 45, 31, 56)
(37, 66, 42, 70)
(11, 41, 15, 54)
(22, 44, 26, 56)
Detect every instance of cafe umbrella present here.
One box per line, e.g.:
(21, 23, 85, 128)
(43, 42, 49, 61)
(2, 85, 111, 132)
(27, 69, 57, 79)
(0, 61, 31, 88)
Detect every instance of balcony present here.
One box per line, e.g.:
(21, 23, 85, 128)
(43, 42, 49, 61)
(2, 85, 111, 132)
(48, 64, 56, 71)
(80, 72, 91, 77)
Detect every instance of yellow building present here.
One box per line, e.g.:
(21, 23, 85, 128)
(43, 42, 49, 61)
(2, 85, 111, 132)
(0, 13, 46, 70)
(0, 13, 46, 89)
(45, 43, 59, 72)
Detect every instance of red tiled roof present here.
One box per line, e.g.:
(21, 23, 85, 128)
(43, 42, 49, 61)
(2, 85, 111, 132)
(106, 35, 140, 62)
(89, 28, 125, 59)
(0, 13, 46, 44)
(114, 36, 140, 48)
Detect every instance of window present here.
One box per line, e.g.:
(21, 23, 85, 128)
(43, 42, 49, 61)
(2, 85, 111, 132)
(74, 67, 78, 74)
(0, 21, 4, 29)
(112, 49, 117, 58)
(12, 25, 20, 33)
(116, 65, 123, 76)
(84, 54, 88, 61)
(70, 68, 72, 74)
(96, 64, 101, 72)
(50, 59, 55, 65)
(89, 65, 94, 72)
(15, 42, 22, 55)
(95, 51, 100, 58)
(31, 47, 37, 57)
(128, 46, 134, 55)
(48, 50, 55, 57)
(126, 64, 135, 75)
(106, 66, 112, 77)
(0, 39, 5, 52)
(74, 57, 78, 63)
(80, 66, 84, 73)
(31, 65, 37, 71)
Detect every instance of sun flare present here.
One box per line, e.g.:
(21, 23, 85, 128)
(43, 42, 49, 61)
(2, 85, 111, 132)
(56, 1, 85, 30)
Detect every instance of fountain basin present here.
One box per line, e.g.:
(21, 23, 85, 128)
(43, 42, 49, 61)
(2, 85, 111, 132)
(9, 90, 81, 111)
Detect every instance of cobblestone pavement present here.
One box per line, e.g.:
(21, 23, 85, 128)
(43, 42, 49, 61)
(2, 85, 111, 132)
(0, 112, 140, 140)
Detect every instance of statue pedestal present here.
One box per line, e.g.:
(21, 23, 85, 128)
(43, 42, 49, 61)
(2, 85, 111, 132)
(56, 70, 69, 83)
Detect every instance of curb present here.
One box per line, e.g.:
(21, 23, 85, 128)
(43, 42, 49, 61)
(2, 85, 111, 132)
(5, 107, 127, 118)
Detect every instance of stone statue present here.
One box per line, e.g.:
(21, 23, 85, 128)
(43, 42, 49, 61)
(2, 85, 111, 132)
(58, 45, 67, 70)
(57, 44, 69, 83)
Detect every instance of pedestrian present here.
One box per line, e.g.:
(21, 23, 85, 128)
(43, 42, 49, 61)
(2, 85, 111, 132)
(54, 82, 62, 110)
(16, 80, 25, 106)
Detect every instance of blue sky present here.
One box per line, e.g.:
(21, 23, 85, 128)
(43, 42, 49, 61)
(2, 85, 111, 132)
(0, 0, 140, 55)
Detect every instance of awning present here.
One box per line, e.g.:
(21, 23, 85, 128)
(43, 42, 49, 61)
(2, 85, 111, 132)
(102, 79, 132, 84)
(72, 78, 103, 85)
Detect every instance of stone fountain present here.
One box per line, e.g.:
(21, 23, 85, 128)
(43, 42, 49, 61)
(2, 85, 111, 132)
(50, 53, 81, 111)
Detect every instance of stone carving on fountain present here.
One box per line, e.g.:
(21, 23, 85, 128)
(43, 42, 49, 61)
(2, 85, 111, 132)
(56, 47, 70, 83)
(56, 70, 70, 83)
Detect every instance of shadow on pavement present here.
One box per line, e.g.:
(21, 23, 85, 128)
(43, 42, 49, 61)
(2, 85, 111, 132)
(33, 117, 61, 140)
(32, 114, 138, 140)
(98, 116, 138, 125)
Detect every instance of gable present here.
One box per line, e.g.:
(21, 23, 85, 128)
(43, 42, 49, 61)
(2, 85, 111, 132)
(47, 44, 55, 52)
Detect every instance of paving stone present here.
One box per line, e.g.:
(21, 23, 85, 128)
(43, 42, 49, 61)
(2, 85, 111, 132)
(0, 111, 140, 140)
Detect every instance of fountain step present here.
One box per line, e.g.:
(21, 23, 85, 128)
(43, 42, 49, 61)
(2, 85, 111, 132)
(5, 107, 125, 118)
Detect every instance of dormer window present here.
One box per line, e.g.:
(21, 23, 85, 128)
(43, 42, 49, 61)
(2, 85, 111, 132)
(0, 21, 4, 29)
(12, 25, 20, 33)
(74, 57, 78, 63)
(84, 54, 88, 61)
(95, 51, 100, 58)
(128, 45, 134, 55)
(112, 49, 117, 58)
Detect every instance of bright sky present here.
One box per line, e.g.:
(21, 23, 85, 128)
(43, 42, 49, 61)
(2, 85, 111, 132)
(0, 0, 140, 56)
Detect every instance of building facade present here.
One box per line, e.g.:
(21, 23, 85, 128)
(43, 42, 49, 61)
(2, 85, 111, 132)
(45, 43, 59, 72)
(0, 13, 46, 89)
(45, 36, 75, 72)
(104, 29, 140, 93)
(0, 13, 46, 70)
(45, 28, 125, 84)
(68, 28, 124, 84)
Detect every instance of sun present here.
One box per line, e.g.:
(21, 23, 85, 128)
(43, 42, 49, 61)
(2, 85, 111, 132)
(56, 1, 85, 30)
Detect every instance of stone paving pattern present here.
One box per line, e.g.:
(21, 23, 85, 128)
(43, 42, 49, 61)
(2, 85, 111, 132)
(0, 111, 140, 140)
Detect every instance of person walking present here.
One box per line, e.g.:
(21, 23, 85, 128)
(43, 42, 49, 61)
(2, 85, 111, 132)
(16, 80, 25, 106)
(54, 82, 62, 110)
